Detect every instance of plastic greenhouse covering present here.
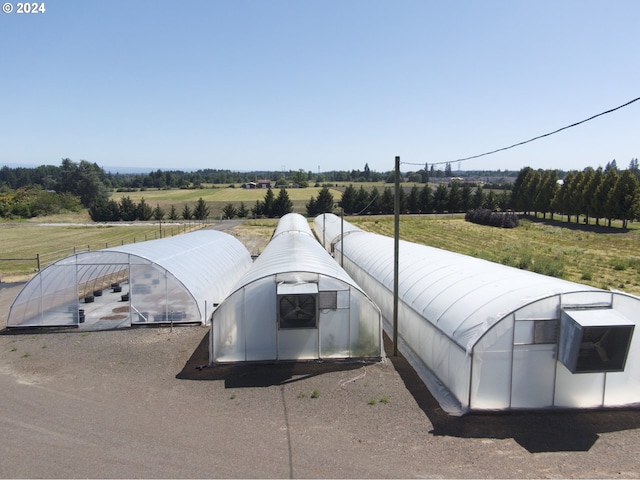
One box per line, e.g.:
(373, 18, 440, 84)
(314, 214, 640, 414)
(8, 230, 253, 330)
(210, 213, 382, 364)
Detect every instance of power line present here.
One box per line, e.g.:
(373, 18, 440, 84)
(401, 96, 640, 167)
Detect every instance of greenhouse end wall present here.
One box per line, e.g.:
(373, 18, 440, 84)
(7, 230, 253, 330)
(210, 213, 382, 364)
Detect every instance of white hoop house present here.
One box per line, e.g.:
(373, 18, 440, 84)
(314, 214, 640, 414)
(8, 230, 253, 330)
(209, 213, 382, 364)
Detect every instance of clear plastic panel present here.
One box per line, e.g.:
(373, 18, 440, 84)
(514, 295, 560, 320)
(278, 329, 318, 360)
(350, 295, 381, 357)
(244, 280, 277, 361)
(511, 344, 556, 408)
(554, 363, 605, 408)
(212, 294, 246, 363)
(320, 309, 350, 358)
(470, 316, 513, 410)
(8, 264, 78, 327)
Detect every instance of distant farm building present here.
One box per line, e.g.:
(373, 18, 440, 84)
(244, 180, 271, 189)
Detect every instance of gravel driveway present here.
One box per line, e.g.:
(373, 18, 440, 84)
(1, 228, 640, 478)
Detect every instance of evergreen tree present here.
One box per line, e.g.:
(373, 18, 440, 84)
(461, 184, 472, 212)
(272, 188, 293, 217)
(305, 196, 317, 217)
(222, 203, 238, 219)
(368, 187, 381, 214)
(193, 197, 210, 220)
(433, 184, 448, 213)
(251, 199, 264, 218)
(448, 182, 462, 212)
(339, 184, 357, 214)
(137, 198, 153, 221)
(609, 170, 639, 229)
(484, 190, 498, 211)
(354, 186, 369, 214)
(119, 196, 137, 221)
(534, 170, 558, 219)
(588, 167, 604, 225)
(407, 185, 420, 214)
(263, 188, 275, 217)
(419, 184, 432, 213)
(600, 168, 619, 227)
(181, 204, 192, 220)
(512, 167, 533, 212)
(379, 187, 394, 214)
(629, 158, 640, 180)
(472, 185, 485, 209)
(152, 204, 165, 221)
(237, 202, 249, 218)
(315, 186, 334, 213)
(168, 205, 178, 220)
(422, 163, 430, 183)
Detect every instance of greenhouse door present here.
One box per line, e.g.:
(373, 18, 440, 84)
(276, 283, 319, 360)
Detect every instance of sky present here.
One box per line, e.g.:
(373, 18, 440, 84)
(1, 0, 638, 174)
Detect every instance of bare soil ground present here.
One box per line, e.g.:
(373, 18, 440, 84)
(1, 225, 640, 478)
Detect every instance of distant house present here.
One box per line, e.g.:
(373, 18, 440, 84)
(244, 180, 271, 189)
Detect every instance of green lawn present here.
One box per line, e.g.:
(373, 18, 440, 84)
(0, 223, 205, 280)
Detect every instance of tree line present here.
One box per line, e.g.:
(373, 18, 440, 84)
(313, 182, 512, 216)
(89, 196, 212, 222)
(2, 158, 639, 227)
(512, 159, 640, 228)
(304, 159, 640, 228)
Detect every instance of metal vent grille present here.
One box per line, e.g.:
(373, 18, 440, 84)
(534, 320, 558, 344)
(318, 291, 338, 310)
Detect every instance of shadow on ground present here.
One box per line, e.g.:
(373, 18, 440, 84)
(176, 331, 366, 388)
(177, 330, 640, 454)
(524, 215, 632, 234)
(384, 333, 640, 454)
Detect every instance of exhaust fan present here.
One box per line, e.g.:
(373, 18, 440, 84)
(559, 309, 634, 374)
(277, 283, 318, 329)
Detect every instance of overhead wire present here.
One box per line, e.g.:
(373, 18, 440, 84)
(400, 96, 640, 167)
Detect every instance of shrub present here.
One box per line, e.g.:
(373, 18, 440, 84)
(465, 208, 519, 228)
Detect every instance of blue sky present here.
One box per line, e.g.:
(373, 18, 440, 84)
(1, 0, 638, 173)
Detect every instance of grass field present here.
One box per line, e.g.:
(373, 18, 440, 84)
(2, 213, 639, 297)
(0, 222, 205, 280)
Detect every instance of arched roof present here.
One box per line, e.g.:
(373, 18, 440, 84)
(103, 230, 252, 315)
(8, 230, 252, 328)
(314, 214, 604, 351)
(230, 214, 362, 294)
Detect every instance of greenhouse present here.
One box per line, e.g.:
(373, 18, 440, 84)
(209, 213, 382, 364)
(314, 213, 640, 414)
(7, 230, 253, 330)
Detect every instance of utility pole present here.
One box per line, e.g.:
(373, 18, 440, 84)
(393, 156, 400, 357)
